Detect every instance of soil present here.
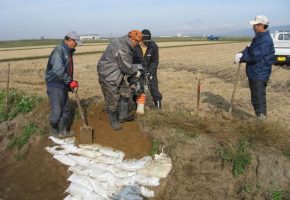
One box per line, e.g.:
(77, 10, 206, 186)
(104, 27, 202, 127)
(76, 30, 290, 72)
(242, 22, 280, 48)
(72, 103, 153, 159)
(0, 137, 69, 200)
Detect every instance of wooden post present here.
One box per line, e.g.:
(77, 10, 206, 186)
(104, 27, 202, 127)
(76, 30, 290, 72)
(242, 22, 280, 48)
(4, 63, 11, 116)
(196, 71, 203, 116)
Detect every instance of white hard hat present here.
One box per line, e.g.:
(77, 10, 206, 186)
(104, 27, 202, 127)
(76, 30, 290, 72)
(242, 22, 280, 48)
(249, 15, 269, 25)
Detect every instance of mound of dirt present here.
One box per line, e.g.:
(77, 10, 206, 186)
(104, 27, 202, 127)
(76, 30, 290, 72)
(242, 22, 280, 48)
(72, 103, 152, 159)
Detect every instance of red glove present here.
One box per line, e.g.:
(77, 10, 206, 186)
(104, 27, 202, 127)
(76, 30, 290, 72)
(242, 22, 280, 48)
(69, 80, 79, 89)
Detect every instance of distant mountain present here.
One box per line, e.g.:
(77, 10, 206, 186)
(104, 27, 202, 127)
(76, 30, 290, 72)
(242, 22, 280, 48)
(221, 25, 290, 37)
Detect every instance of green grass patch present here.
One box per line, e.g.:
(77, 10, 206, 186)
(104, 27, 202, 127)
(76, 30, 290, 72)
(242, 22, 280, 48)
(0, 39, 110, 49)
(270, 189, 290, 200)
(8, 122, 38, 150)
(150, 139, 160, 156)
(272, 190, 283, 200)
(217, 140, 252, 178)
(0, 90, 42, 122)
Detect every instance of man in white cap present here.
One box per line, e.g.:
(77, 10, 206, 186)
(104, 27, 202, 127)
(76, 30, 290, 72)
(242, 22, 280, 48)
(45, 31, 81, 138)
(234, 15, 275, 120)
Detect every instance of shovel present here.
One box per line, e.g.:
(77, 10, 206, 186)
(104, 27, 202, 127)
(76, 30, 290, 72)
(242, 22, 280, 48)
(74, 89, 94, 144)
(228, 63, 241, 114)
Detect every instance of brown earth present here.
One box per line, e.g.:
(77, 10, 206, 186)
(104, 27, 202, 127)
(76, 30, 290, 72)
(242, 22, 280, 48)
(72, 102, 152, 159)
(0, 136, 69, 200)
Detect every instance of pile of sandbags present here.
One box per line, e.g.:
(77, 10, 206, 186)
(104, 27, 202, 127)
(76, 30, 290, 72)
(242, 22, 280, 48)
(46, 136, 172, 200)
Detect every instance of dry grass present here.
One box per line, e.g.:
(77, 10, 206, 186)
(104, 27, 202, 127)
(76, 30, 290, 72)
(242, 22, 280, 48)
(236, 120, 290, 151)
(138, 107, 290, 154)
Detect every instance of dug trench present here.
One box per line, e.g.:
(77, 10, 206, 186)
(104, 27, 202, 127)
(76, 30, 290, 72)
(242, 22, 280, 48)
(1, 96, 290, 200)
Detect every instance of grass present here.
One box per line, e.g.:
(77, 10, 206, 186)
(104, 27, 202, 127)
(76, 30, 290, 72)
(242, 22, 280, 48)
(283, 150, 290, 158)
(270, 190, 290, 200)
(237, 121, 290, 151)
(0, 38, 110, 48)
(0, 90, 42, 122)
(150, 139, 160, 156)
(139, 109, 211, 137)
(216, 140, 252, 178)
(8, 122, 38, 150)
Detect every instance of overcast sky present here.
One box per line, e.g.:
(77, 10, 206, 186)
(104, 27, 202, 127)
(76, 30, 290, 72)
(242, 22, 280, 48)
(1, 0, 289, 40)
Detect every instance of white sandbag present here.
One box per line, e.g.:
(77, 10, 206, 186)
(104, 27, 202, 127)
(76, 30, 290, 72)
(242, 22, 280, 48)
(65, 182, 92, 197)
(89, 171, 115, 182)
(88, 162, 113, 172)
(49, 136, 75, 145)
(61, 144, 81, 154)
(84, 193, 106, 200)
(68, 154, 92, 166)
(53, 154, 77, 167)
(45, 146, 69, 155)
(135, 174, 160, 187)
(114, 176, 136, 187)
(68, 174, 94, 191)
(93, 155, 123, 164)
(63, 194, 83, 200)
(98, 146, 125, 159)
(88, 178, 110, 198)
(116, 156, 152, 172)
(111, 166, 136, 178)
(79, 144, 102, 151)
(76, 148, 103, 158)
(138, 153, 172, 178)
(140, 186, 154, 198)
(68, 166, 95, 177)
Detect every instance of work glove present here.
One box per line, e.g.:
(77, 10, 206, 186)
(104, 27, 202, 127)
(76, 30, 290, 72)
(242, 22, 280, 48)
(69, 80, 79, 89)
(135, 71, 142, 78)
(234, 53, 243, 64)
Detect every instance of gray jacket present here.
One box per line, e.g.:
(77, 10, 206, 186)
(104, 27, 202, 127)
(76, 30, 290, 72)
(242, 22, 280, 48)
(97, 35, 138, 86)
(45, 40, 75, 89)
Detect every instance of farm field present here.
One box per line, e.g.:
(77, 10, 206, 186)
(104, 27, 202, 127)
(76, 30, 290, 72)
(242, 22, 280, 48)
(1, 41, 289, 124)
(1, 41, 290, 200)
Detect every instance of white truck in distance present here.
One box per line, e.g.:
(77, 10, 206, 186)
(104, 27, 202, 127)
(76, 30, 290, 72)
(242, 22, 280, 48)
(272, 31, 290, 66)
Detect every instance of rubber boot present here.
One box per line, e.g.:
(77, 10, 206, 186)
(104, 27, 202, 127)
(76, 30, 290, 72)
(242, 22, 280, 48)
(108, 111, 122, 130)
(59, 118, 75, 138)
(50, 122, 59, 138)
(50, 123, 64, 138)
(154, 100, 162, 109)
(119, 97, 134, 123)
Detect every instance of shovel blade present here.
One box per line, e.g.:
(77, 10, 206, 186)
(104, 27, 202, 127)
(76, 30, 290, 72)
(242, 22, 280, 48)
(79, 126, 94, 144)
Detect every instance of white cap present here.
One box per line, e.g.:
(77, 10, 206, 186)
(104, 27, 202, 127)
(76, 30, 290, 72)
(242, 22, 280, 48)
(249, 15, 269, 25)
(65, 31, 82, 45)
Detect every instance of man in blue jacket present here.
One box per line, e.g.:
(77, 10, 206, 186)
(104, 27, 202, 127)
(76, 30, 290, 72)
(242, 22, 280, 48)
(45, 31, 81, 138)
(234, 15, 275, 120)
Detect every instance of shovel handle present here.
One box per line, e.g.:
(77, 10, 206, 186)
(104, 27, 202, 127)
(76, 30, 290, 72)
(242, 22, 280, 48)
(229, 63, 241, 113)
(74, 89, 88, 127)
